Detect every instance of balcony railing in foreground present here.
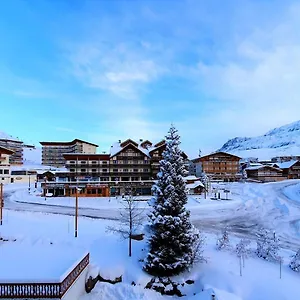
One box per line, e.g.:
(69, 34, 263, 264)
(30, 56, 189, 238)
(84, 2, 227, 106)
(0, 253, 89, 299)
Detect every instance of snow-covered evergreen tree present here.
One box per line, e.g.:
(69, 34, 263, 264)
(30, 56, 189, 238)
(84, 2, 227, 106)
(290, 249, 300, 272)
(216, 227, 231, 250)
(144, 125, 199, 276)
(256, 228, 280, 261)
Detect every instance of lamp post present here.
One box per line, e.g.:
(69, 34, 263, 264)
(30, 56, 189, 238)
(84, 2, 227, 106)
(28, 172, 31, 192)
(75, 185, 78, 238)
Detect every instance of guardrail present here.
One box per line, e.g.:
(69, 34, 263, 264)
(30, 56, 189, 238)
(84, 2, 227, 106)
(0, 253, 89, 299)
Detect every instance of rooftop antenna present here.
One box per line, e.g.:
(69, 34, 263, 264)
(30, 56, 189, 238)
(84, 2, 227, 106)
(198, 149, 202, 157)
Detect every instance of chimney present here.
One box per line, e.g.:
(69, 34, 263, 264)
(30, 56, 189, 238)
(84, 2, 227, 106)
(118, 140, 121, 143)
(139, 139, 143, 142)
(102, 151, 106, 154)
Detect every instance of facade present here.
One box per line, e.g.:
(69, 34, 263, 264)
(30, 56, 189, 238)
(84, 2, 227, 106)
(0, 146, 14, 184)
(277, 160, 300, 179)
(41, 138, 189, 197)
(40, 139, 98, 167)
(245, 165, 284, 182)
(0, 137, 23, 165)
(193, 152, 241, 182)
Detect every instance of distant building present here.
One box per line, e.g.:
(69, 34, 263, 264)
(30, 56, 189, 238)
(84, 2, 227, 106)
(40, 139, 98, 167)
(276, 160, 300, 179)
(271, 155, 300, 163)
(192, 151, 241, 182)
(0, 146, 14, 183)
(245, 165, 284, 182)
(0, 133, 23, 165)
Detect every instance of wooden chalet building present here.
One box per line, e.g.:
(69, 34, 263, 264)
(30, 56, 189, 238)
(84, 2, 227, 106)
(245, 165, 284, 182)
(276, 160, 300, 179)
(193, 152, 241, 182)
(41, 138, 189, 197)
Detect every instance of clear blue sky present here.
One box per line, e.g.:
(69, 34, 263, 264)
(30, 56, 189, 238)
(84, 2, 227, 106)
(1, 0, 299, 157)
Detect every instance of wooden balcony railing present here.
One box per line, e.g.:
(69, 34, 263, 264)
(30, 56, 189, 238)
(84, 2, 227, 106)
(0, 253, 89, 299)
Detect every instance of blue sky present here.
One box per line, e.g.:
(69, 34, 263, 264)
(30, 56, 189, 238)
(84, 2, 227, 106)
(1, 0, 300, 157)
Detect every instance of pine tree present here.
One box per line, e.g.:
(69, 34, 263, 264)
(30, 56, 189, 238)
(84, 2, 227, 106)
(290, 249, 300, 272)
(144, 125, 199, 276)
(256, 228, 280, 261)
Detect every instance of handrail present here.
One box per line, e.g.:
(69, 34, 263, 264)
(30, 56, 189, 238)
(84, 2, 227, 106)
(0, 253, 89, 299)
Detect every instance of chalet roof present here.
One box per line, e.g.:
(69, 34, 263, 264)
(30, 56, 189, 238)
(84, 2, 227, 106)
(140, 140, 153, 148)
(276, 160, 299, 169)
(245, 165, 283, 172)
(186, 181, 205, 189)
(183, 175, 200, 181)
(40, 139, 98, 147)
(0, 131, 22, 143)
(0, 146, 14, 155)
(197, 151, 241, 161)
(120, 139, 138, 148)
(110, 141, 150, 158)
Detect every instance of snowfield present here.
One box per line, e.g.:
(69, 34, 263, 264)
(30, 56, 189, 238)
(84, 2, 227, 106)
(1, 180, 300, 299)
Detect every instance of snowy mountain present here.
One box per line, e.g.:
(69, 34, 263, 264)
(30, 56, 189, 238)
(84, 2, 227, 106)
(23, 147, 42, 165)
(0, 130, 21, 142)
(219, 120, 300, 160)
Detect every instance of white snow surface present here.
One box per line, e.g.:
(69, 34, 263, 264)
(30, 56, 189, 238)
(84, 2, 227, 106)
(23, 146, 42, 165)
(2, 181, 300, 299)
(219, 120, 300, 160)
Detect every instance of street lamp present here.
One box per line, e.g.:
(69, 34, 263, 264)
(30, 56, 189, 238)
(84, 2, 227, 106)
(28, 172, 31, 192)
(75, 185, 81, 238)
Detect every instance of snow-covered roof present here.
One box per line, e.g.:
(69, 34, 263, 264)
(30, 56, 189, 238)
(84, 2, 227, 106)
(276, 160, 299, 169)
(183, 175, 200, 181)
(245, 165, 282, 171)
(186, 181, 204, 189)
(110, 141, 150, 157)
(0, 244, 88, 283)
(0, 130, 22, 142)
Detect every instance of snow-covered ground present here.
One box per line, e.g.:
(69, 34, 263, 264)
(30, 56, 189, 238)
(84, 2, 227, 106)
(1, 181, 300, 299)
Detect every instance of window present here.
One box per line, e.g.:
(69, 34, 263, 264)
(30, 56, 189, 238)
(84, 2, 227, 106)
(70, 161, 75, 164)
(133, 168, 138, 172)
(123, 169, 128, 172)
(92, 161, 97, 164)
(102, 169, 108, 172)
(102, 161, 107, 165)
(92, 169, 97, 172)
(113, 161, 118, 164)
(143, 169, 149, 172)
(2, 178, 4, 180)
(81, 161, 86, 164)
(4, 169, 9, 174)
(113, 169, 118, 172)
(0, 170, 2, 174)
(81, 169, 86, 172)
(70, 169, 75, 172)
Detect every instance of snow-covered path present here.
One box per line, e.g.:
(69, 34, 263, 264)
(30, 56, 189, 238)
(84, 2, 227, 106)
(3, 180, 300, 250)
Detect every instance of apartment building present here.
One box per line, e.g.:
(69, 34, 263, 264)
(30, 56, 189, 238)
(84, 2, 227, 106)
(0, 132, 23, 165)
(0, 146, 14, 183)
(40, 139, 98, 167)
(193, 151, 241, 182)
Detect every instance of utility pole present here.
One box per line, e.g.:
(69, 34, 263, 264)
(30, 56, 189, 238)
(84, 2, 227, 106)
(0, 183, 3, 225)
(75, 185, 78, 238)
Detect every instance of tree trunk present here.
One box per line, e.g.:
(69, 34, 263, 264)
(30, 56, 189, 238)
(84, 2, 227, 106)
(129, 236, 132, 257)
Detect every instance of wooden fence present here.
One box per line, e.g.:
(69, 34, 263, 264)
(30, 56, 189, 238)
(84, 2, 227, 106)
(0, 253, 89, 299)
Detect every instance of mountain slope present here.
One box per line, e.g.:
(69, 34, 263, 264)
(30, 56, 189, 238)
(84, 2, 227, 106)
(219, 120, 300, 160)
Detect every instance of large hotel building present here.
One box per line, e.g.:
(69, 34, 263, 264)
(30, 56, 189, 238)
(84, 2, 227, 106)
(40, 139, 98, 167)
(40, 138, 188, 197)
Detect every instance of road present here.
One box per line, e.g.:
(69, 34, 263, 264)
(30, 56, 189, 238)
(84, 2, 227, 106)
(4, 180, 300, 251)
